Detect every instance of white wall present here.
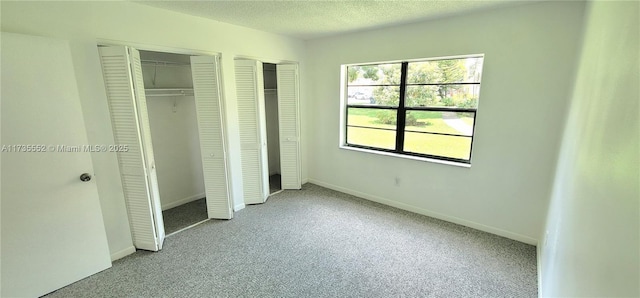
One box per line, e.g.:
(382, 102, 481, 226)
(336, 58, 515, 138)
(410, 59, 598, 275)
(264, 67, 281, 175)
(306, 1, 587, 243)
(539, 1, 639, 296)
(265, 92, 281, 175)
(0, 1, 308, 259)
(146, 95, 206, 210)
(141, 52, 206, 210)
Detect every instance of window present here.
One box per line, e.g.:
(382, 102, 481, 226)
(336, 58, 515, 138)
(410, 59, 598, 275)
(343, 55, 484, 164)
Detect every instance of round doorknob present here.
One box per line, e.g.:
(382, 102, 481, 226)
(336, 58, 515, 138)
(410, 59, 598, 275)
(80, 173, 92, 182)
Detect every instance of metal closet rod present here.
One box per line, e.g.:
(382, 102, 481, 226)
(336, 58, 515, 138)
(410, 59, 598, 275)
(145, 88, 194, 97)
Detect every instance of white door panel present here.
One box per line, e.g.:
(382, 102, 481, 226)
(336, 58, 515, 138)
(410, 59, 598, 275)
(1, 32, 111, 297)
(276, 64, 302, 189)
(235, 59, 269, 204)
(191, 55, 233, 219)
(98, 46, 163, 251)
(128, 47, 165, 249)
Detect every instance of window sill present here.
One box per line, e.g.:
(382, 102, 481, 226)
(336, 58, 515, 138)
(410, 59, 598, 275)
(339, 145, 472, 168)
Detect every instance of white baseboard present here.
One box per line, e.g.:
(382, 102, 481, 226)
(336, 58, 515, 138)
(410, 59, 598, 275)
(234, 203, 246, 212)
(302, 177, 309, 184)
(161, 192, 205, 211)
(308, 178, 538, 245)
(110, 246, 136, 261)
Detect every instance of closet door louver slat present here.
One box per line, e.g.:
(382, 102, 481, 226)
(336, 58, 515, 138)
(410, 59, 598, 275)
(98, 46, 160, 251)
(235, 60, 268, 204)
(191, 55, 233, 219)
(277, 64, 302, 190)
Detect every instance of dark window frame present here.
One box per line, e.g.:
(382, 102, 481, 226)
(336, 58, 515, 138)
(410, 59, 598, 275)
(344, 57, 482, 164)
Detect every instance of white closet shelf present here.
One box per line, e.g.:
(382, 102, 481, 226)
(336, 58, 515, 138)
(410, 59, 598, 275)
(141, 59, 190, 67)
(145, 88, 194, 97)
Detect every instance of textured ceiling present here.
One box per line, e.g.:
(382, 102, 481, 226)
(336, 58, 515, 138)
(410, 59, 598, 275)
(134, 0, 519, 40)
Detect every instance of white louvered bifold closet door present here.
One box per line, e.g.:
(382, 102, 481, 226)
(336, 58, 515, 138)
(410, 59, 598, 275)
(190, 55, 233, 219)
(98, 46, 162, 251)
(235, 60, 269, 204)
(128, 47, 165, 250)
(277, 64, 302, 189)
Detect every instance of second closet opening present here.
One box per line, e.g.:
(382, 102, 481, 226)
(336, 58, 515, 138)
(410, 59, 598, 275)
(140, 50, 207, 235)
(262, 63, 282, 195)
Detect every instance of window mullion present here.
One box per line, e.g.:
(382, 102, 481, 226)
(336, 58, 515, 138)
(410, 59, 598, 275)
(395, 62, 408, 152)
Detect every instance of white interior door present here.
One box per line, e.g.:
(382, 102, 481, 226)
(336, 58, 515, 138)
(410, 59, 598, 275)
(235, 59, 270, 204)
(190, 55, 233, 219)
(98, 46, 164, 251)
(276, 64, 302, 189)
(1, 32, 112, 297)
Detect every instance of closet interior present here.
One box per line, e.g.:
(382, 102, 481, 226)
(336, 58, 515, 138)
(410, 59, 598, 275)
(140, 50, 207, 234)
(263, 63, 282, 194)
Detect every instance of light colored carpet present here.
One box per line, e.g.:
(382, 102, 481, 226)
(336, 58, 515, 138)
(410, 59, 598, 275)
(162, 198, 208, 234)
(45, 183, 537, 297)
